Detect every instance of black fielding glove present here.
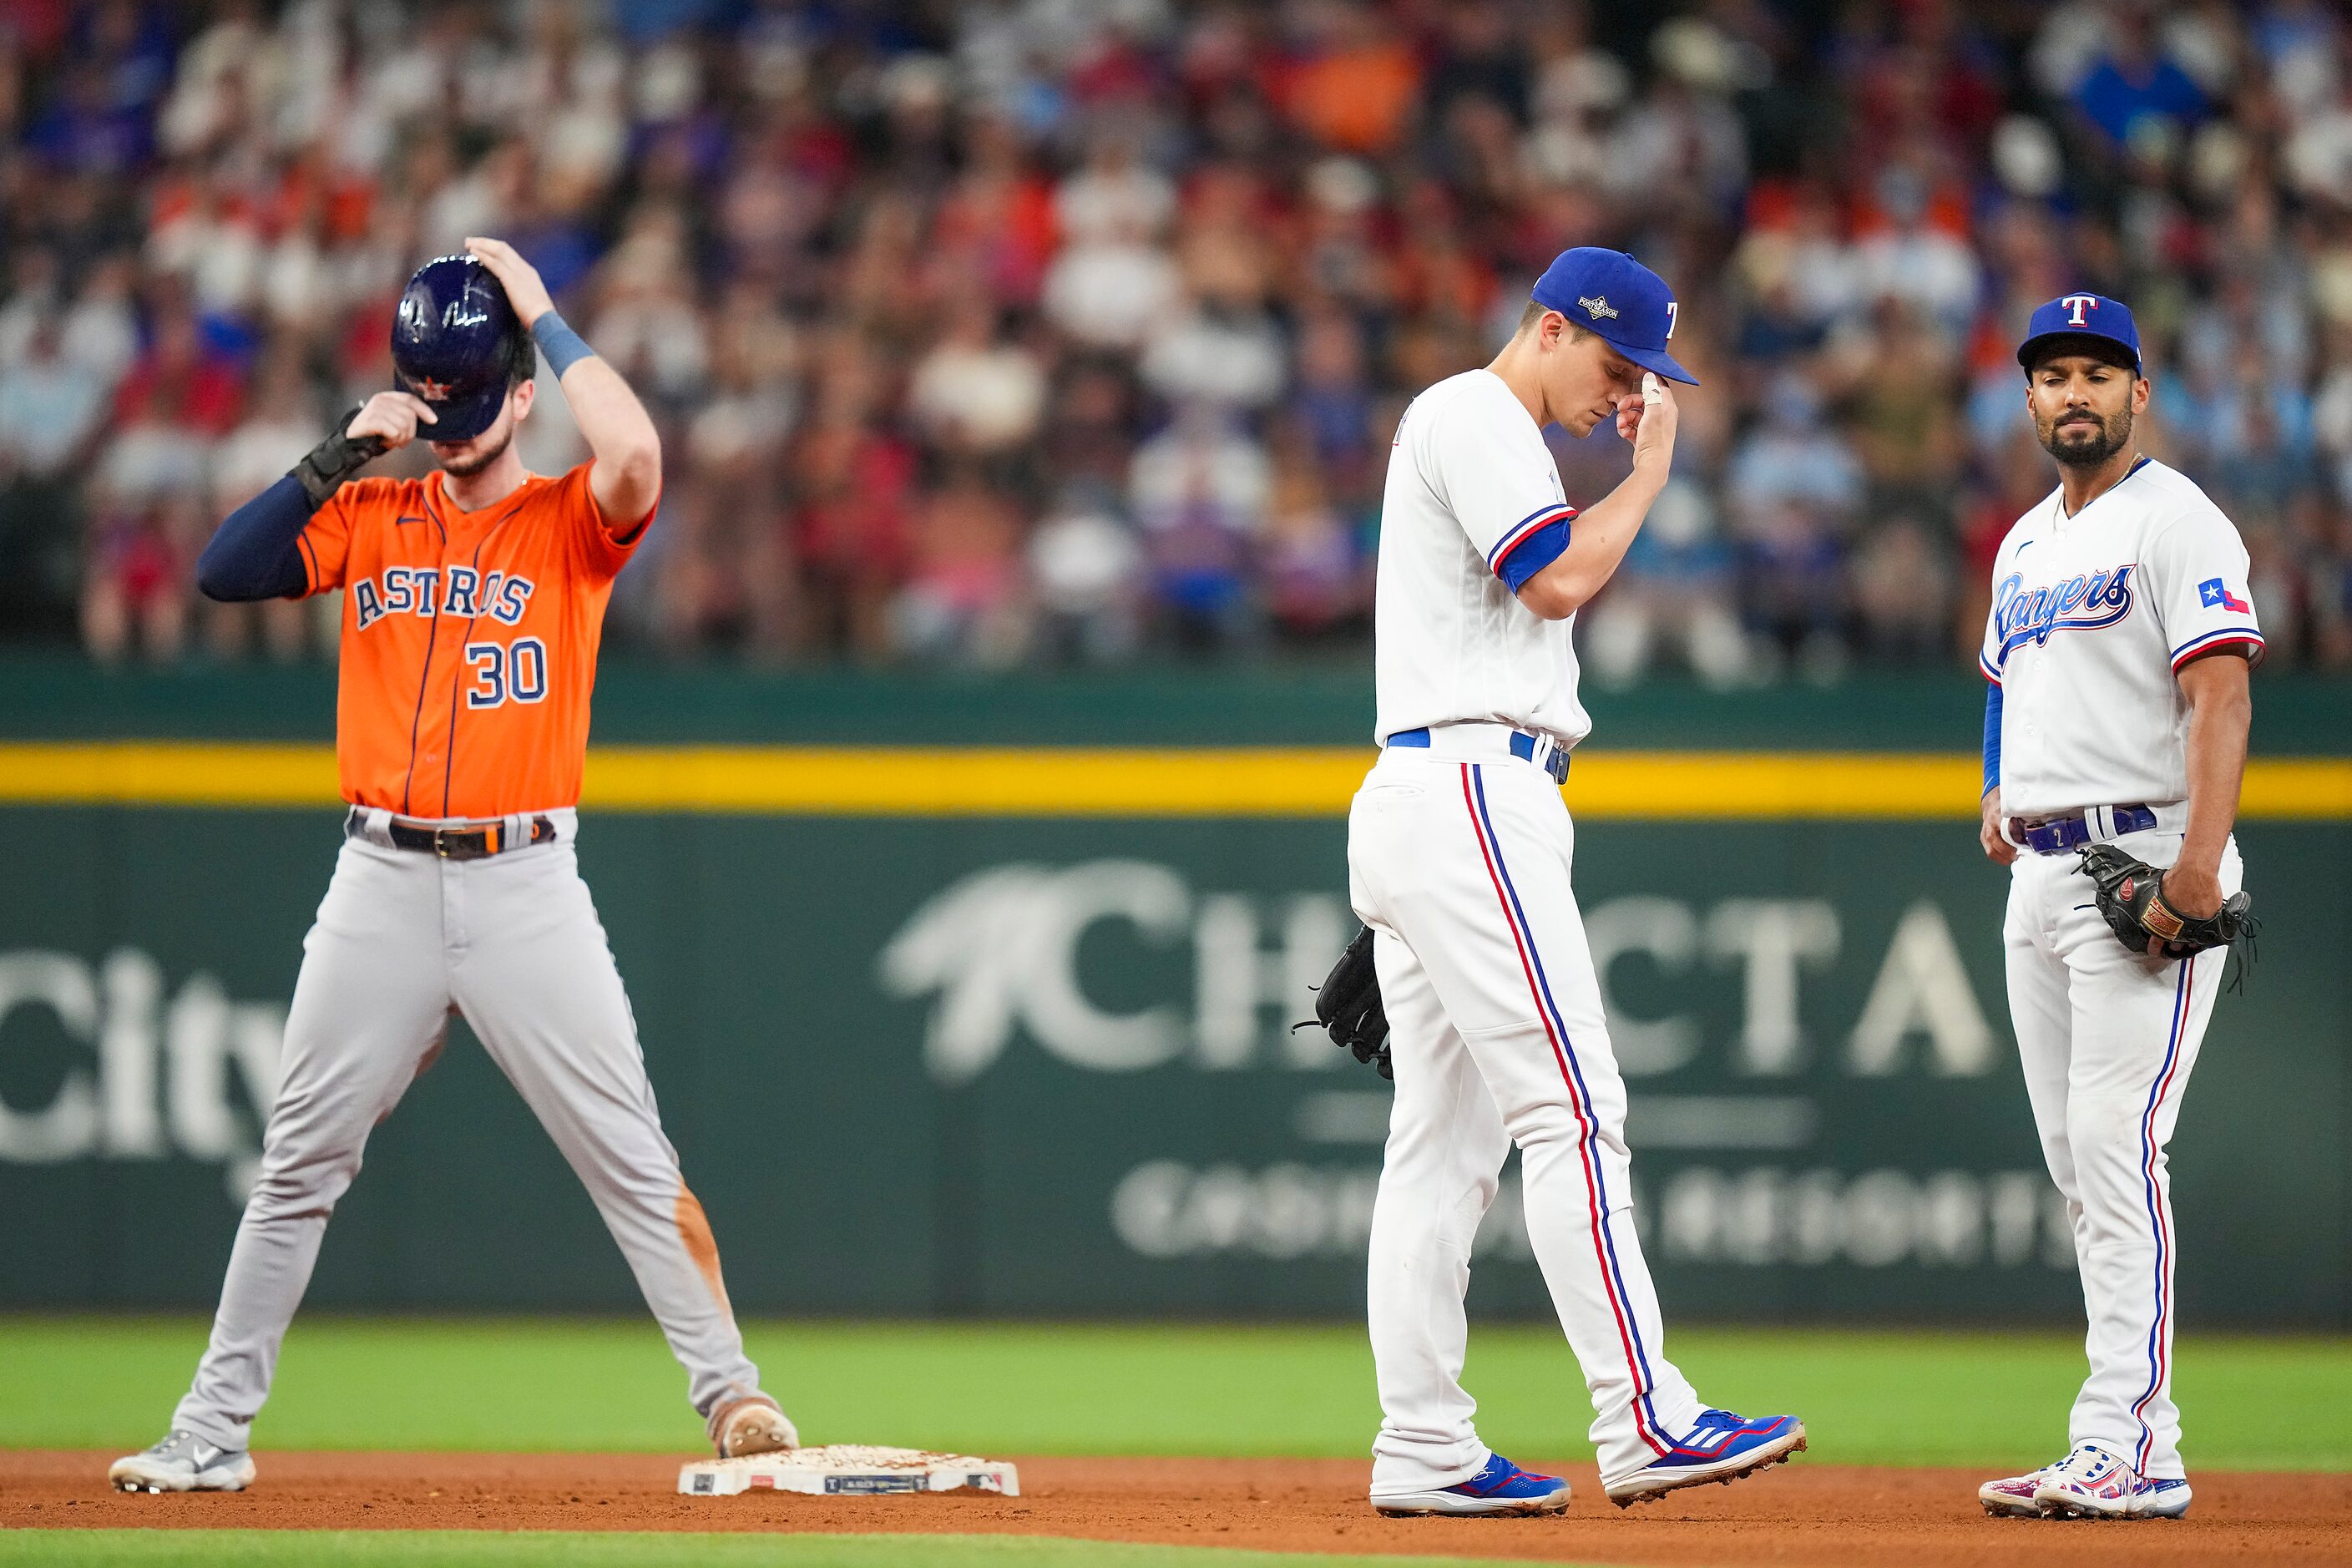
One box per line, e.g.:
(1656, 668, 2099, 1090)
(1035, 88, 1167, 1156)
(2076, 842, 2258, 966)
(1297, 924, 1393, 1080)
(291, 409, 389, 510)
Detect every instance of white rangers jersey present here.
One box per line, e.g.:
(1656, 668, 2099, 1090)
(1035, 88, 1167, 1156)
(1981, 456, 2263, 817)
(1373, 369, 1588, 747)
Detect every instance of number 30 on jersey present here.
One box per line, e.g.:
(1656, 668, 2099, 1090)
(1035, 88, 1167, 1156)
(465, 639, 549, 709)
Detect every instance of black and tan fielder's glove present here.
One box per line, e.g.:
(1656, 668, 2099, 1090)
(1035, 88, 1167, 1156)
(1306, 925, 1392, 1080)
(2076, 842, 2256, 961)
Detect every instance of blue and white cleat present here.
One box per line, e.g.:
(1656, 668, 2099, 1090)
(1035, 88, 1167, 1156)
(1373, 1452, 1573, 1516)
(1603, 1409, 1807, 1507)
(2032, 1442, 2191, 1520)
(108, 1429, 257, 1494)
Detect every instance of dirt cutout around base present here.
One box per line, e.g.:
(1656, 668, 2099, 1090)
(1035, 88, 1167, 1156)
(9, 1450, 2350, 1567)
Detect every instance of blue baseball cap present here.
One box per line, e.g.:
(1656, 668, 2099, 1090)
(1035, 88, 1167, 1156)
(2017, 293, 2142, 375)
(1530, 247, 1697, 386)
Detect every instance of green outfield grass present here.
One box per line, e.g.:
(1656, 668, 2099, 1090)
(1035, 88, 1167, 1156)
(3, 1316, 2349, 1470)
(0, 1533, 1596, 1568)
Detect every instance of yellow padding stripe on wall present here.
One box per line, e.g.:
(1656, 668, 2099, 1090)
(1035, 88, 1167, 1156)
(0, 742, 2346, 819)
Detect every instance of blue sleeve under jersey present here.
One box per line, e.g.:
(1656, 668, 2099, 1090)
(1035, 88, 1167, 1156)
(195, 475, 313, 602)
(1981, 680, 2003, 798)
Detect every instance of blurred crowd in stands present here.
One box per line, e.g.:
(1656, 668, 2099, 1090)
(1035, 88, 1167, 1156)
(3, 0, 2352, 680)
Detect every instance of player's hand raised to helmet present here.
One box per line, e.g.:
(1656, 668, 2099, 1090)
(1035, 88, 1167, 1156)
(463, 237, 554, 328)
(1625, 372, 1678, 473)
(345, 391, 438, 450)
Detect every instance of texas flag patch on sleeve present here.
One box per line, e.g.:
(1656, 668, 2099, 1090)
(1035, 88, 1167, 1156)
(2198, 577, 2252, 614)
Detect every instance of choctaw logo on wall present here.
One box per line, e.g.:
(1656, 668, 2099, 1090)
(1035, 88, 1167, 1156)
(878, 861, 1998, 1086)
(872, 862, 2066, 1277)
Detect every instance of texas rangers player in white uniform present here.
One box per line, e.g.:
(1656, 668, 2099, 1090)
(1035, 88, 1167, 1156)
(1975, 294, 2260, 1521)
(1348, 248, 1804, 1517)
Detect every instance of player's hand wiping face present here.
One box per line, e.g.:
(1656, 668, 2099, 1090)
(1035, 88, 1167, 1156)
(345, 391, 438, 451)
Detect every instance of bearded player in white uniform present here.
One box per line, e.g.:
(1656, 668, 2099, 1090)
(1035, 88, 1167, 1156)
(1975, 295, 2261, 1521)
(1348, 248, 1804, 1518)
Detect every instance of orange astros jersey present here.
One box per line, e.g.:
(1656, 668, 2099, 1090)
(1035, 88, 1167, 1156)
(296, 463, 648, 819)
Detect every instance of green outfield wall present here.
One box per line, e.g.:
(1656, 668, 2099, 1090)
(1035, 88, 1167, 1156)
(0, 663, 2345, 1324)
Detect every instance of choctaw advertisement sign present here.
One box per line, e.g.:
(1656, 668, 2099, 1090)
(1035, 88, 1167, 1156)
(0, 812, 2334, 1322)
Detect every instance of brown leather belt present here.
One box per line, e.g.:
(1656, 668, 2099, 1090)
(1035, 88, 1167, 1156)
(346, 809, 557, 860)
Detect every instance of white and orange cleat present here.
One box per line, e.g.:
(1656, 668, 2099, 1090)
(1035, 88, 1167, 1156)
(709, 1393, 799, 1459)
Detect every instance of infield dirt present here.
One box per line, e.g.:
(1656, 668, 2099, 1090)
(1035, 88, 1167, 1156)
(8, 1449, 2349, 1566)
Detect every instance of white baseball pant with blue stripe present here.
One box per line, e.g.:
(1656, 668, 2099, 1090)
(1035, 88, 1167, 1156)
(2004, 819, 2241, 1480)
(1348, 741, 1704, 1491)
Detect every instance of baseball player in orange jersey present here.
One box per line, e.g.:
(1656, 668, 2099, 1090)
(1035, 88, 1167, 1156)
(108, 243, 793, 1495)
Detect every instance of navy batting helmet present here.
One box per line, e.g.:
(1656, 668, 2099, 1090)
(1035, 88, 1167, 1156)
(390, 254, 536, 443)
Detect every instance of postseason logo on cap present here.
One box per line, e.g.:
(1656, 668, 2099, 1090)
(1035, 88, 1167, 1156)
(1531, 247, 1697, 385)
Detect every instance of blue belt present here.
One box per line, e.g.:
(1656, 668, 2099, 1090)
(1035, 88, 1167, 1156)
(2013, 804, 2156, 856)
(1387, 726, 1571, 785)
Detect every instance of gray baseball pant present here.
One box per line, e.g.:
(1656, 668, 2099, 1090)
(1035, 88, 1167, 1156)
(171, 815, 766, 1449)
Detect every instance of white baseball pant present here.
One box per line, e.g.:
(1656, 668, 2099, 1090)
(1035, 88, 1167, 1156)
(171, 813, 766, 1449)
(2004, 818, 2242, 1480)
(1348, 738, 1703, 1492)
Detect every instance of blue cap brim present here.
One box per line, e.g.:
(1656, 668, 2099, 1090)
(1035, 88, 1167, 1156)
(2016, 331, 2140, 375)
(1616, 341, 1700, 387)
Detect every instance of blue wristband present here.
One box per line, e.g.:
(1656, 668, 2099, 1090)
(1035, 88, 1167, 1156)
(531, 311, 594, 377)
